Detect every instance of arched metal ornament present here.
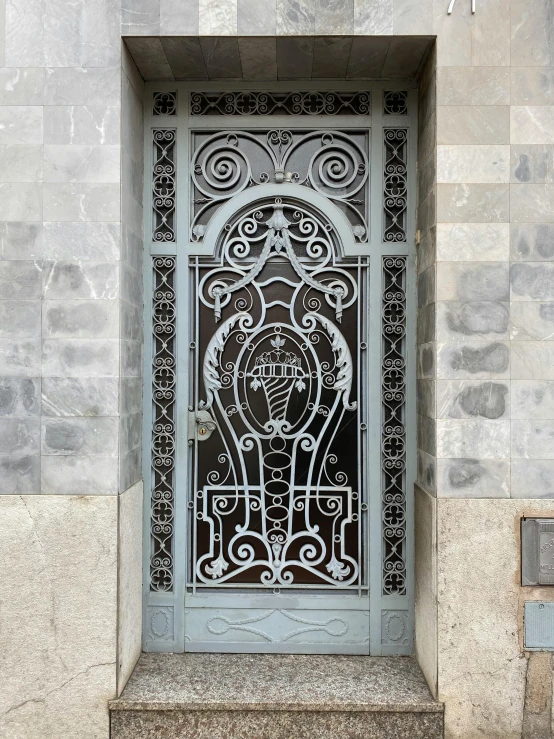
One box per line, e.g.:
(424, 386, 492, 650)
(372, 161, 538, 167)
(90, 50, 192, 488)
(143, 83, 417, 656)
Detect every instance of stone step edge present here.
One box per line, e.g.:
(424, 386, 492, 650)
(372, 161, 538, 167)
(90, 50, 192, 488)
(109, 700, 444, 714)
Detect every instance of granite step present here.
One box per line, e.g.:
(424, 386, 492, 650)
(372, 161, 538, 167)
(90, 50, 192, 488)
(110, 653, 444, 738)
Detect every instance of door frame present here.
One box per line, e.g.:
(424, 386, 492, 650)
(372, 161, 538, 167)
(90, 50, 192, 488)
(142, 80, 418, 655)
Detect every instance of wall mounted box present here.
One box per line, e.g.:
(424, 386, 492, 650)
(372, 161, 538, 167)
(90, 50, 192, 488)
(524, 602, 554, 651)
(521, 518, 554, 586)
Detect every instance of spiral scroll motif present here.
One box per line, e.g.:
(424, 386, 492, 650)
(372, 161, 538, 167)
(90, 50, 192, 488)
(382, 256, 407, 596)
(383, 129, 407, 243)
(153, 130, 176, 242)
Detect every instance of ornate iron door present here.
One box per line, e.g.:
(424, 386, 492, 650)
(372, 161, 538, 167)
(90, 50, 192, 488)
(144, 86, 416, 655)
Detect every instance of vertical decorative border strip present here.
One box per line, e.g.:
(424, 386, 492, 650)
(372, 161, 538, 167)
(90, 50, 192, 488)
(383, 129, 407, 242)
(151, 256, 176, 592)
(382, 256, 407, 596)
(153, 129, 176, 242)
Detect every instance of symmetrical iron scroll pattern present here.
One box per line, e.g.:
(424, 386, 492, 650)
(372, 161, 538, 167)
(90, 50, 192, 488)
(384, 91, 408, 116)
(382, 256, 407, 597)
(191, 91, 371, 116)
(191, 129, 369, 243)
(153, 129, 176, 242)
(190, 197, 368, 591)
(383, 129, 408, 243)
(151, 256, 176, 592)
(153, 91, 177, 115)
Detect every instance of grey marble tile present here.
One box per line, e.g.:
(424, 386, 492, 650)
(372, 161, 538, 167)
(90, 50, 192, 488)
(0, 68, 44, 105)
(511, 460, 554, 498)
(276, 0, 314, 34)
(121, 0, 160, 35)
(511, 145, 554, 184)
(44, 106, 120, 145)
(0, 377, 40, 417)
(43, 300, 119, 339)
(314, 0, 353, 34)
(45, 67, 120, 106)
(42, 377, 119, 417)
(42, 261, 118, 300)
(312, 37, 352, 79)
(5, 0, 44, 66)
(354, 0, 392, 34)
(238, 0, 276, 34)
(436, 263, 509, 302)
(417, 264, 435, 308)
(0, 417, 39, 457)
(417, 379, 436, 418)
(0, 183, 42, 221)
(437, 341, 510, 379)
(471, 0, 510, 67)
(42, 417, 118, 456)
(161, 0, 200, 34)
(121, 264, 142, 306)
(120, 378, 142, 418)
(436, 223, 509, 262)
(417, 341, 435, 379)
(119, 446, 142, 493)
(437, 67, 510, 106)
(0, 145, 41, 182)
(0, 261, 42, 299)
(437, 145, 510, 184)
(436, 301, 510, 341)
(0, 222, 43, 260)
(124, 38, 173, 81)
(437, 418, 510, 459)
(511, 68, 554, 106)
(0, 453, 40, 493)
(437, 107, 510, 146)
(381, 37, 431, 79)
(510, 302, 554, 341)
(418, 303, 435, 345)
(44, 0, 84, 67)
(437, 380, 509, 420)
(418, 412, 436, 456)
(43, 145, 120, 184)
(512, 381, 554, 420)
(511, 184, 554, 223)
(346, 37, 390, 78)
(510, 262, 554, 301)
(42, 339, 119, 377)
(238, 37, 278, 80)
(511, 341, 554, 380)
(511, 0, 552, 67)
(160, 37, 208, 80)
(394, 0, 432, 35)
(120, 412, 142, 456)
(43, 183, 120, 222)
(121, 226, 142, 273)
(0, 339, 40, 377)
(437, 458, 510, 499)
(121, 301, 142, 343)
(433, 0, 471, 67)
(417, 449, 436, 496)
(199, 0, 237, 34)
(511, 224, 554, 261)
(0, 301, 41, 338)
(511, 107, 554, 146)
(121, 340, 142, 378)
(512, 420, 554, 459)
(43, 222, 120, 261)
(82, 0, 120, 67)
(41, 454, 118, 494)
(200, 37, 242, 79)
(437, 184, 510, 223)
(0, 107, 42, 145)
(276, 37, 313, 79)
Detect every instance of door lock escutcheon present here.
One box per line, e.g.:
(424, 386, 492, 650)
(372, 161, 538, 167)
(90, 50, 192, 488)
(188, 409, 217, 442)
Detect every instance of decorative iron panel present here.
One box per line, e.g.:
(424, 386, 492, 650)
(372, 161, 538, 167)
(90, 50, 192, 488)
(384, 91, 408, 116)
(153, 129, 176, 242)
(191, 128, 369, 243)
(191, 91, 371, 116)
(153, 91, 177, 116)
(189, 197, 369, 592)
(383, 129, 407, 243)
(150, 256, 176, 592)
(382, 256, 407, 596)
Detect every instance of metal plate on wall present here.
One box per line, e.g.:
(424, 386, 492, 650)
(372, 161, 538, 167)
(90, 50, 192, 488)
(524, 602, 554, 651)
(522, 518, 554, 586)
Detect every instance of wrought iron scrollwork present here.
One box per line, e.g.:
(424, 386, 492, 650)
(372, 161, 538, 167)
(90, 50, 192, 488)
(151, 256, 176, 592)
(384, 91, 408, 116)
(153, 91, 177, 116)
(191, 129, 368, 243)
(382, 256, 407, 596)
(383, 129, 407, 243)
(191, 91, 371, 116)
(153, 129, 176, 243)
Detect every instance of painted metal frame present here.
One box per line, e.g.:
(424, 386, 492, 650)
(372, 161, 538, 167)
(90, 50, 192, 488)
(142, 81, 417, 655)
